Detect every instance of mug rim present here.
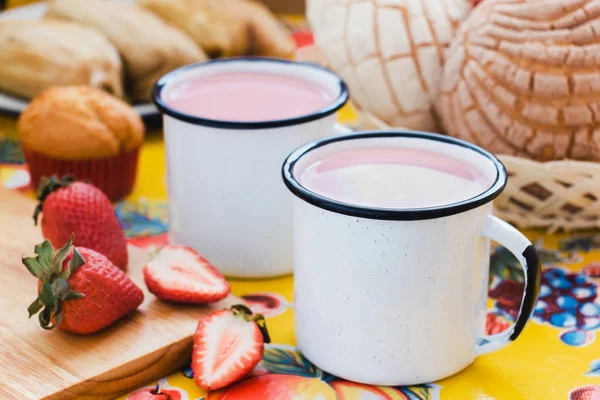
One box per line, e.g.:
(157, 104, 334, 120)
(282, 130, 508, 221)
(152, 56, 350, 130)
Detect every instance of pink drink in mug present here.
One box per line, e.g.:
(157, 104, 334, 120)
(299, 146, 491, 209)
(165, 71, 336, 122)
(153, 58, 349, 278)
(283, 131, 541, 385)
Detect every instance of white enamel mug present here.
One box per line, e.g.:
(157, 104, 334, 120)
(282, 131, 541, 386)
(153, 57, 349, 278)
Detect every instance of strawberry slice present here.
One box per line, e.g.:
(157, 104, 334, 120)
(192, 304, 270, 391)
(143, 246, 230, 304)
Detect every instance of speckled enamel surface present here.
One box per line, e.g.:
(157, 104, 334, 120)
(438, 0, 600, 161)
(293, 199, 493, 385)
(307, 0, 471, 131)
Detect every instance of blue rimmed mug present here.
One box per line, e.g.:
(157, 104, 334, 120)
(153, 57, 349, 278)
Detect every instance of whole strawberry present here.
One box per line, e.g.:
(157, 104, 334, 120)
(23, 234, 144, 334)
(34, 175, 128, 270)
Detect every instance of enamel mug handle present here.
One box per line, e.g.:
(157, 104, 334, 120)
(478, 216, 541, 355)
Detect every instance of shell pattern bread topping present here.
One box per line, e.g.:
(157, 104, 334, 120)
(18, 86, 145, 161)
(138, 0, 296, 59)
(438, 0, 600, 161)
(0, 20, 123, 99)
(45, 0, 207, 101)
(307, 0, 471, 131)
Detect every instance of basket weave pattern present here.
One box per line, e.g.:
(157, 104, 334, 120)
(356, 111, 600, 232)
(495, 156, 600, 232)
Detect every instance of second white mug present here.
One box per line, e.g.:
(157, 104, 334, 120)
(153, 57, 349, 278)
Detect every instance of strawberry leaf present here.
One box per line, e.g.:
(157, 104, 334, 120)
(40, 283, 55, 307)
(22, 256, 44, 280)
(52, 279, 69, 296)
(58, 266, 71, 280)
(34, 240, 55, 271)
(33, 175, 76, 225)
(229, 304, 271, 343)
(38, 308, 51, 328)
(55, 234, 74, 265)
(33, 204, 43, 226)
(231, 304, 253, 316)
(254, 315, 271, 344)
(68, 248, 85, 274)
(25, 236, 83, 332)
(35, 176, 51, 200)
(27, 298, 44, 318)
(54, 300, 62, 315)
(53, 313, 62, 328)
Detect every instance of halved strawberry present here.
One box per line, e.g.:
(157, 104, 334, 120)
(192, 304, 270, 391)
(143, 246, 230, 304)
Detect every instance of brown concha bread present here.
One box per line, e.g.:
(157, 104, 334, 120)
(438, 0, 600, 162)
(307, 0, 471, 131)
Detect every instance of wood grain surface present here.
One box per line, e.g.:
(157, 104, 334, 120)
(0, 187, 239, 399)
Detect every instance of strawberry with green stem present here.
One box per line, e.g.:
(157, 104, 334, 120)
(34, 175, 128, 270)
(24, 234, 144, 334)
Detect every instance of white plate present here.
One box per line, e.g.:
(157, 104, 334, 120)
(0, 0, 159, 120)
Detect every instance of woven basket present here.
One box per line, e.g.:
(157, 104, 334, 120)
(355, 111, 600, 233)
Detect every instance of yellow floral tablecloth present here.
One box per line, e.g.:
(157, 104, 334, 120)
(3, 104, 600, 400)
(2, 2, 600, 399)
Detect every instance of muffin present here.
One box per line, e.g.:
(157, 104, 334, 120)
(18, 86, 145, 201)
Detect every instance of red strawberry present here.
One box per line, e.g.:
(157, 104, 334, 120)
(143, 246, 230, 304)
(192, 304, 270, 391)
(23, 234, 144, 334)
(34, 175, 128, 270)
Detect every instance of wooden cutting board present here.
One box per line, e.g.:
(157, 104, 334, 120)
(0, 187, 240, 399)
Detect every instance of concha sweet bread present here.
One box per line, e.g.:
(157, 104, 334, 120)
(438, 0, 600, 161)
(0, 20, 123, 99)
(307, 0, 471, 131)
(138, 0, 296, 59)
(45, 0, 207, 101)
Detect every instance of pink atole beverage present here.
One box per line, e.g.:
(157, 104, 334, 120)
(164, 71, 336, 121)
(153, 58, 349, 278)
(282, 132, 540, 386)
(299, 146, 491, 209)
